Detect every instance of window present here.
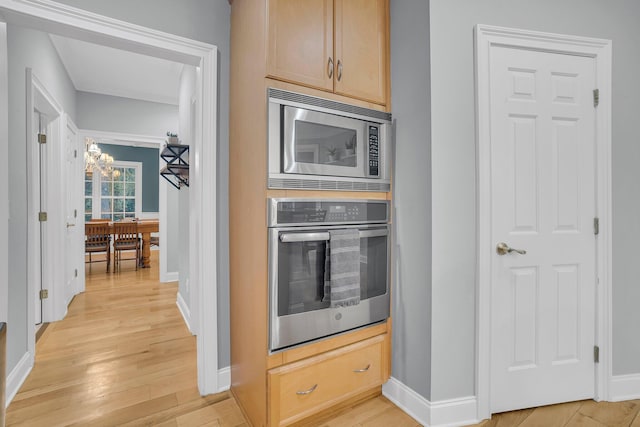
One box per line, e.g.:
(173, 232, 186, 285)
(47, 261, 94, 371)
(85, 161, 142, 221)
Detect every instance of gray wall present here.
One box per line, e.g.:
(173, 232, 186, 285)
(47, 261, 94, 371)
(6, 24, 76, 373)
(389, 0, 432, 400)
(423, 0, 640, 400)
(53, 0, 232, 369)
(98, 143, 160, 213)
(76, 91, 178, 136)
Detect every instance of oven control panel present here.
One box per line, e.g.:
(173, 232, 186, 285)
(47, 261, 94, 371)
(269, 199, 389, 226)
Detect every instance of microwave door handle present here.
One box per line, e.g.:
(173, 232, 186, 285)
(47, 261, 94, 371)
(280, 232, 330, 243)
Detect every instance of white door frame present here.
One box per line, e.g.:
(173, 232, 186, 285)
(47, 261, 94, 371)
(0, 19, 8, 325)
(77, 129, 176, 283)
(475, 24, 612, 420)
(27, 69, 64, 355)
(0, 0, 220, 395)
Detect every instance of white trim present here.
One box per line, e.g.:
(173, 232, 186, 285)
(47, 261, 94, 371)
(138, 211, 159, 220)
(87, 160, 142, 219)
(108, 160, 142, 219)
(27, 70, 65, 363)
(474, 24, 613, 419)
(79, 128, 165, 149)
(609, 374, 640, 402)
(176, 291, 193, 334)
(383, 377, 479, 427)
(193, 48, 219, 395)
(5, 351, 33, 408)
(0, 19, 8, 324)
(217, 366, 231, 392)
(164, 271, 178, 282)
(0, 0, 219, 394)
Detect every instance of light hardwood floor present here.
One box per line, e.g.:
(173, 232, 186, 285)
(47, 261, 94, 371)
(7, 252, 640, 426)
(5, 251, 418, 426)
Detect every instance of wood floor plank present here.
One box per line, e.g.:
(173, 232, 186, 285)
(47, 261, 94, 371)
(576, 399, 640, 427)
(476, 408, 535, 427)
(565, 412, 609, 427)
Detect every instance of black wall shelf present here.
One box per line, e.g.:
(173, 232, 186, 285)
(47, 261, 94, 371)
(160, 143, 189, 189)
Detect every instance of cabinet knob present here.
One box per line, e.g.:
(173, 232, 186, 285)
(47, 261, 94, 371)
(337, 59, 343, 81)
(327, 57, 334, 79)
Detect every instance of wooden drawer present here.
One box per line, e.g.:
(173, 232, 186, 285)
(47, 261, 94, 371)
(268, 334, 388, 426)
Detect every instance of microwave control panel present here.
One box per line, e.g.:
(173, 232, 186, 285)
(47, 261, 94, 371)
(367, 124, 380, 177)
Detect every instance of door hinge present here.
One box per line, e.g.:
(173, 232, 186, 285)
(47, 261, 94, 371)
(593, 89, 600, 108)
(38, 212, 48, 222)
(39, 289, 49, 300)
(74, 269, 78, 278)
(38, 133, 47, 144)
(74, 209, 77, 218)
(74, 149, 78, 158)
(594, 345, 600, 363)
(594, 217, 599, 235)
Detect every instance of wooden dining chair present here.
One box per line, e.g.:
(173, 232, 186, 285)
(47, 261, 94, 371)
(113, 221, 140, 271)
(85, 222, 111, 272)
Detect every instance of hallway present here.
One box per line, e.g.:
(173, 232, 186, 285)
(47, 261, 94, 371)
(6, 252, 242, 426)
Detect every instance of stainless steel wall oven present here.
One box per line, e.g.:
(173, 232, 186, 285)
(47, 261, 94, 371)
(268, 198, 390, 352)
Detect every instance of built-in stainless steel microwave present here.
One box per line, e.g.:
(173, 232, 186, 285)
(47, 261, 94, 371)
(268, 89, 392, 192)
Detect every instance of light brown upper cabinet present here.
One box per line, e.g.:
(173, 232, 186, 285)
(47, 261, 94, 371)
(267, 0, 389, 106)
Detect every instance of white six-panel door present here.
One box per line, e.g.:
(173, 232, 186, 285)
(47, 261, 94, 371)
(490, 45, 597, 413)
(64, 115, 82, 304)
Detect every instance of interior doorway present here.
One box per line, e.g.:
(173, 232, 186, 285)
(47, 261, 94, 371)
(1, 1, 220, 401)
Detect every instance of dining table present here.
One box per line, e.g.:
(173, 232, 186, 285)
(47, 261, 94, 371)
(87, 219, 159, 268)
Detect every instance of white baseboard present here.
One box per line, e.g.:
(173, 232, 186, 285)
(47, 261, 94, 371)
(217, 366, 230, 392)
(162, 271, 179, 283)
(383, 377, 479, 427)
(610, 374, 640, 401)
(5, 351, 34, 408)
(176, 292, 193, 334)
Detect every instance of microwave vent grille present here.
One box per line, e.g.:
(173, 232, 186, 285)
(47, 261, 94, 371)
(268, 88, 391, 122)
(268, 177, 390, 192)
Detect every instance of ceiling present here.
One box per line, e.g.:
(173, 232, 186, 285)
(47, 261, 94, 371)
(50, 34, 183, 105)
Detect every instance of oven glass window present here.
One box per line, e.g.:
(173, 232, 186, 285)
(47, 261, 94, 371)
(294, 121, 357, 168)
(360, 234, 387, 300)
(277, 233, 387, 316)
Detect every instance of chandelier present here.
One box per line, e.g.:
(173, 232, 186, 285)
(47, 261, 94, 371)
(84, 138, 120, 179)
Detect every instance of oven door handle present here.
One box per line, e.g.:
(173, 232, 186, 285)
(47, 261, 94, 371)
(279, 229, 388, 243)
(280, 232, 330, 243)
(359, 229, 388, 238)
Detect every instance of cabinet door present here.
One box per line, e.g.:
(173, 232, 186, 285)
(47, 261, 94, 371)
(334, 0, 389, 105)
(267, 0, 334, 92)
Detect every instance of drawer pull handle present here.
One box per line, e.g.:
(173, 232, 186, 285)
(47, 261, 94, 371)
(296, 384, 318, 395)
(353, 364, 371, 373)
